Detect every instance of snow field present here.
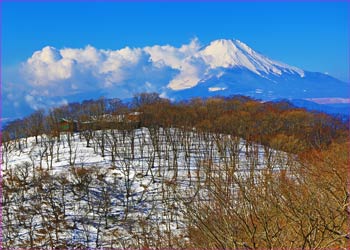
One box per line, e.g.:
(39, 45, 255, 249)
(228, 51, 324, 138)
(2, 127, 295, 248)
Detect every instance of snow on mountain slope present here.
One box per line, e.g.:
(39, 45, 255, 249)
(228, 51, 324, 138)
(197, 39, 304, 77)
(165, 39, 349, 101)
(167, 38, 306, 90)
(7, 38, 348, 122)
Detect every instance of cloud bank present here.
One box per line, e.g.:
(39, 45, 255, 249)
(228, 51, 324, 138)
(21, 38, 206, 100)
(5, 38, 308, 119)
(2, 39, 204, 117)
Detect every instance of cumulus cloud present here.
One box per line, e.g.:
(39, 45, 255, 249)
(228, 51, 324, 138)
(143, 38, 206, 90)
(21, 39, 209, 98)
(23, 46, 74, 86)
(168, 58, 206, 90)
(144, 38, 200, 69)
(10, 38, 232, 118)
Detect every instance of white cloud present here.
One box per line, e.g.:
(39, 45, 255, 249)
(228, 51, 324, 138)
(99, 47, 145, 87)
(168, 58, 205, 90)
(143, 38, 205, 90)
(61, 45, 101, 66)
(144, 38, 200, 69)
(23, 46, 74, 86)
(21, 39, 207, 97)
(9, 39, 213, 117)
(4, 39, 241, 118)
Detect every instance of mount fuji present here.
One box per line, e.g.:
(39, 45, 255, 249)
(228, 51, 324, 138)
(3, 38, 349, 122)
(166, 39, 349, 101)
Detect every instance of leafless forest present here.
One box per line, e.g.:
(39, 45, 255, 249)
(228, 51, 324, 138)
(2, 93, 349, 248)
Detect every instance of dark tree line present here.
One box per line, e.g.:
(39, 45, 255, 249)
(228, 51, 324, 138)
(3, 93, 347, 155)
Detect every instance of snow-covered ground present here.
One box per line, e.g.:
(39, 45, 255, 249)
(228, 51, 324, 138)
(2, 127, 295, 248)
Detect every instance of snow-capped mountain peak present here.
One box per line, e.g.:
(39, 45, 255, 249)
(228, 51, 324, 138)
(198, 39, 257, 72)
(14, 37, 347, 121)
(168, 39, 348, 101)
(196, 38, 304, 77)
(167, 38, 307, 91)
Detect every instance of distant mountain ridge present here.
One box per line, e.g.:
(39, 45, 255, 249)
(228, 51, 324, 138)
(166, 39, 349, 101)
(3, 38, 349, 122)
(289, 99, 350, 117)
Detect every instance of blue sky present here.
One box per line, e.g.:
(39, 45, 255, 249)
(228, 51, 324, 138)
(1, 1, 349, 120)
(2, 1, 349, 80)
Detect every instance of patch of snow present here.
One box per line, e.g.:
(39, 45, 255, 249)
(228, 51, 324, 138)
(2, 127, 296, 247)
(208, 87, 227, 92)
(195, 39, 304, 78)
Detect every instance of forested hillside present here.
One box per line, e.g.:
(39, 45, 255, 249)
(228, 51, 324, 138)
(2, 93, 349, 248)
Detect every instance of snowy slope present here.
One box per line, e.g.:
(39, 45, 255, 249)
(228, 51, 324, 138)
(161, 39, 349, 101)
(167, 38, 308, 91)
(197, 39, 304, 78)
(2, 127, 294, 247)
